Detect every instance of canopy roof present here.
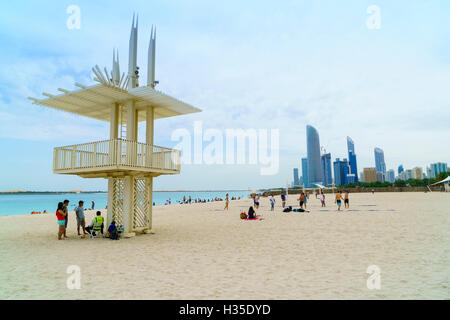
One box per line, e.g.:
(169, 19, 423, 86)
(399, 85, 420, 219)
(430, 176, 450, 186)
(29, 84, 201, 123)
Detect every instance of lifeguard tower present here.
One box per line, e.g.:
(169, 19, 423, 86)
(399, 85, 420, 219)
(28, 15, 201, 237)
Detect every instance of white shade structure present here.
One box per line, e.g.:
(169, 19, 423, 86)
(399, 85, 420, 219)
(28, 15, 201, 237)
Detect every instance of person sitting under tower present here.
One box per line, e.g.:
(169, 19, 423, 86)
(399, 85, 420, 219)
(85, 211, 104, 237)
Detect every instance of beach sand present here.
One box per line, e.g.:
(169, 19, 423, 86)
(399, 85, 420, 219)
(0, 192, 448, 300)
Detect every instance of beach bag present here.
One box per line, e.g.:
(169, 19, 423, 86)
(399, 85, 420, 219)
(283, 206, 292, 213)
(240, 212, 248, 219)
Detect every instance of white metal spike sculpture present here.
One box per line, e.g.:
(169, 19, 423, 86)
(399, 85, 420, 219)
(28, 15, 201, 238)
(128, 13, 139, 89)
(112, 49, 121, 86)
(147, 25, 156, 88)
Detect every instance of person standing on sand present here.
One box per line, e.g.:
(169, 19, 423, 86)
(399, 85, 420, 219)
(75, 201, 87, 236)
(224, 193, 229, 211)
(269, 194, 276, 211)
(335, 191, 343, 211)
(344, 190, 350, 209)
(298, 192, 305, 209)
(63, 199, 70, 238)
(91, 200, 95, 210)
(281, 193, 286, 208)
(56, 202, 67, 240)
(320, 191, 326, 207)
(254, 194, 260, 209)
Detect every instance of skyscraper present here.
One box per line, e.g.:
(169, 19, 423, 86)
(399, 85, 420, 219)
(374, 148, 386, 177)
(430, 162, 448, 177)
(301, 157, 309, 187)
(321, 153, 332, 186)
(386, 169, 395, 183)
(347, 137, 359, 182)
(364, 168, 377, 183)
(398, 165, 404, 175)
(333, 158, 349, 186)
(306, 125, 323, 187)
(293, 168, 300, 186)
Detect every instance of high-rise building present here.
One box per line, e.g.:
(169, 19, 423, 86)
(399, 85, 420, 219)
(333, 158, 349, 186)
(306, 125, 323, 187)
(321, 153, 332, 186)
(376, 172, 384, 182)
(430, 162, 448, 177)
(374, 147, 386, 178)
(412, 167, 423, 180)
(386, 169, 395, 183)
(363, 168, 377, 183)
(359, 171, 365, 183)
(405, 169, 413, 180)
(301, 157, 309, 187)
(293, 168, 300, 186)
(426, 166, 433, 179)
(347, 137, 358, 182)
(398, 165, 404, 175)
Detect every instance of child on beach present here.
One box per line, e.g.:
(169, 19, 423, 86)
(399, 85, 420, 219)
(298, 192, 305, 209)
(269, 195, 276, 211)
(320, 192, 326, 207)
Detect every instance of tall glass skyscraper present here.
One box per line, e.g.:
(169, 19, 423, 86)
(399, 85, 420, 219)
(333, 158, 349, 186)
(293, 168, 300, 186)
(321, 153, 332, 186)
(347, 137, 358, 182)
(374, 148, 386, 176)
(398, 164, 404, 175)
(301, 157, 309, 187)
(306, 125, 323, 187)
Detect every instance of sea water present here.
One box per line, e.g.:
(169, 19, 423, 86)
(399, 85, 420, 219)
(0, 191, 252, 216)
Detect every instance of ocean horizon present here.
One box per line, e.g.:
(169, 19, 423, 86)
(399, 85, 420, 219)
(0, 190, 252, 217)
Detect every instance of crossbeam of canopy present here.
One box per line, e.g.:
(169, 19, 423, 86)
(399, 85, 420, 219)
(28, 84, 201, 123)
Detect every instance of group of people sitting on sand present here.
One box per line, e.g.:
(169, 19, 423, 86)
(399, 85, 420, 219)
(55, 199, 121, 241)
(245, 190, 352, 216)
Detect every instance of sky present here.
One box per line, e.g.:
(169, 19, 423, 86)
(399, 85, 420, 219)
(0, 0, 449, 191)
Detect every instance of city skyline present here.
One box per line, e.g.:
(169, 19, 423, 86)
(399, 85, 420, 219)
(1, 1, 449, 191)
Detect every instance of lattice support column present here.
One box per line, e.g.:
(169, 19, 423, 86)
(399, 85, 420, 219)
(122, 175, 136, 238)
(143, 177, 153, 234)
(106, 177, 114, 227)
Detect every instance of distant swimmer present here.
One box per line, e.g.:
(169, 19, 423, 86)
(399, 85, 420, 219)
(335, 191, 343, 211)
(344, 190, 350, 208)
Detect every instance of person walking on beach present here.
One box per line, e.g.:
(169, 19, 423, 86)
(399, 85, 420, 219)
(224, 193, 229, 211)
(304, 192, 308, 209)
(281, 193, 286, 209)
(63, 200, 69, 238)
(189, 196, 192, 204)
(298, 192, 305, 209)
(56, 202, 67, 240)
(335, 191, 343, 211)
(269, 194, 276, 211)
(91, 200, 95, 210)
(75, 201, 87, 236)
(254, 194, 260, 209)
(344, 190, 350, 208)
(320, 191, 326, 207)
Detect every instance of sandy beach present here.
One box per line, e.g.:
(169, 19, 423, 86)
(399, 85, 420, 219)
(0, 192, 448, 300)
